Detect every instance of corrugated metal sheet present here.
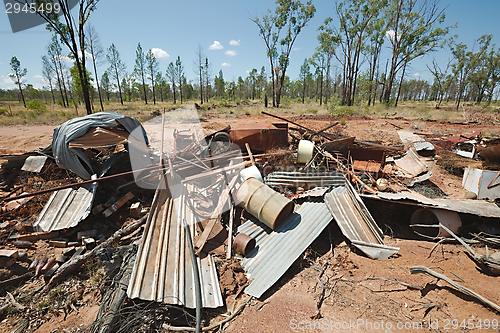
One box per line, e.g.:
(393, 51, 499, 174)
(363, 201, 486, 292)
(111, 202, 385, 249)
(324, 182, 399, 260)
(264, 170, 345, 190)
(398, 131, 434, 151)
(21, 155, 47, 173)
(237, 200, 333, 298)
(127, 185, 223, 308)
(462, 167, 500, 200)
(34, 183, 97, 232)
(361, 191, 500, 218)
(296, 187, 330, 198)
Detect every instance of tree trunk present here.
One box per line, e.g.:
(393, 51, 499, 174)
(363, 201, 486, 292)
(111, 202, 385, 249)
(115, 68, 123, 105)
(395, 61, 407, 107)
(141, 74, 148, 105)
(17, 82, 26, 108)
(91, 56, 104, 112)
(319, 71, 323, 106)
(151, 77, 156, 105)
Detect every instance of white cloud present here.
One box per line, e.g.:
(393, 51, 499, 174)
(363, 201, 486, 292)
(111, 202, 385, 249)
(0, 77, 15, 89)
(151, 48, 170, 59)
(221, 62, 231, 67)
(229, 39, 240, 46)
(293, 47, 301, 51)
(209, 41, 223, 50)
(225, 50, 237, 57)
(34, 75, 43, 79)
(414, 72, 423, 77)
(385, 30, 401, 43)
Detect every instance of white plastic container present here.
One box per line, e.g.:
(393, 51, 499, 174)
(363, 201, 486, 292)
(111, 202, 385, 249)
(240, 165, 263, 183)
(297, 140, 314, 164)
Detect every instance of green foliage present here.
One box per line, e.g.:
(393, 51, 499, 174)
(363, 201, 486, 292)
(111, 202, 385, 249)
(340, 118, 346, 125)
(69, 64, 94, 102)
(26, 99, 47, 114)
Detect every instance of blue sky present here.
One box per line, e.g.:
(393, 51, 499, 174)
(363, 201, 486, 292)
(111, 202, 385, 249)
(0, 0, 499, 91)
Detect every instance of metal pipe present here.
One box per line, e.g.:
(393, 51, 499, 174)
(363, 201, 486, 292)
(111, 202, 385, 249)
(1, 164, 167, 203)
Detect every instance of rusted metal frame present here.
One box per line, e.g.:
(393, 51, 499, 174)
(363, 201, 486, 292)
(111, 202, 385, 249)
(261, 111, 333, 141)
(245, 143, 255, 166)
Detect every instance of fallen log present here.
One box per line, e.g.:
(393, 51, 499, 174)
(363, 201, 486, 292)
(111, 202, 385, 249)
(42, 215, 147, 293)
(410, 266, 500, 313)
(162, 296, 252, 332)
(89, 245, 137, 333)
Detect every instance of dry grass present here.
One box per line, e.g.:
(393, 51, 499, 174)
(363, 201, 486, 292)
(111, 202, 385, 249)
(0, 99, 498, 126)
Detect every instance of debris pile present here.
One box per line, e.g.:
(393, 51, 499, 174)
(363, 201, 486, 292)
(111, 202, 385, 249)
(1, 106, 499, 332)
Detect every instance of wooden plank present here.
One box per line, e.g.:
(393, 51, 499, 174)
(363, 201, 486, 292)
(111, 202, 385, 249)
(245, 143, 255, 166)
(194, 218, 219, 256)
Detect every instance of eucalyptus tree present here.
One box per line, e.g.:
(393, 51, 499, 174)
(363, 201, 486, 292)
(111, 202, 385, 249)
(106, 43, 126, 105)
(451, 35, 490, 109)
(194, 44, 205, 104)
(319, 0, 385, 106)
(485, 47, 500, 105)
(214, 70, 225, 98)
(252, 0, 315, 107)
(175, 57, 185, 103)
(146, 50, 159, 104)
(46, 35, 69, 107)
(21, 0, 100, 114)
(299, 59, 310, 103)
(41, 55, 56, 104)
(86, 25, 105, 111)
(382, 0, 451, 104)
(134, 43, 148, 104)
(166, 62, 177, 104)
(427, 58, 453, 108)
(9, 56, 27, 107)
(100, 71, 112, 101)
(309, 51, 327, 105)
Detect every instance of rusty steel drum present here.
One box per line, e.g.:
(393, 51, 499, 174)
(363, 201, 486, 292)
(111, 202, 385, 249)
(233, 233, 256, 256)
(237, 177, 294, 230)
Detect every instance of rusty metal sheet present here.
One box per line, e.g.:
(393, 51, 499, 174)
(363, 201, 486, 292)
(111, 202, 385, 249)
(34, 183, 97, 232)
(21, 155, 47, 173)
(230, 123, 288, 152)
(398, 131, 435, 151)
(324, 181, 399, 260)
(478, 145, 500, 164)
(321, 136, 355, 156)
(361, 191, 500, 218)
(348, 148, 385, 173)
(264, 170, 345, 190)
(127, 185, 223, 308)
(237, 200, 333, 298)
